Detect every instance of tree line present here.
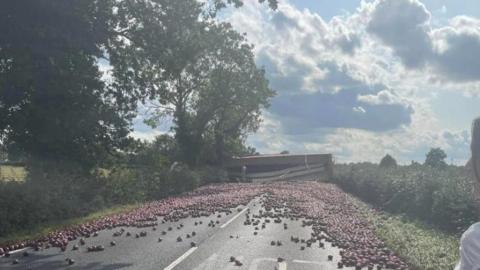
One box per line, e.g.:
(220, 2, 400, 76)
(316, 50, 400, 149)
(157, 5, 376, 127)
(379, 148, 450, 169)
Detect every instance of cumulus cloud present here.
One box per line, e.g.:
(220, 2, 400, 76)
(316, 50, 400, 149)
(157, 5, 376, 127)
(366, 0, 480, 82)
(430, 16, 480, 81)
(367, 0, 432, 68)
(226, 2, 415, 135)
(358, 89, 410, 106)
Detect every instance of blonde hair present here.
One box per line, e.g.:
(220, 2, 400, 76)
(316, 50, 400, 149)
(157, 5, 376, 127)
(472, 117, 480, 182)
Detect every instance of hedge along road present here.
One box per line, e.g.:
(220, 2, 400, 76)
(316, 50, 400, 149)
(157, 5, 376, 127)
(0, 195, 349, 270)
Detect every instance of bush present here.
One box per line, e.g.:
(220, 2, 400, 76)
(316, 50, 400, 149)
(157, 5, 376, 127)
(99, 164, 202, 202)
(195, 166, 228, 185)
(168, 163, 199, 194)
(0, 160, 218, 237)
(0, 169, 104, 236)
(333, 163, 477, 232)
(101, 167, 147, 204)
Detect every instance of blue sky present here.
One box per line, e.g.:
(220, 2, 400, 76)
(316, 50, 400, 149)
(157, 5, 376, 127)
(289, 0, 480, 20)
(132, 0, 480, 164)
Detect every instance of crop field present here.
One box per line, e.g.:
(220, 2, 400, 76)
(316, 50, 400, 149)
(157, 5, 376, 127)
(331, 163, 471, 269)
(0, 166, 26, 182)
(333, 163, 476, 233)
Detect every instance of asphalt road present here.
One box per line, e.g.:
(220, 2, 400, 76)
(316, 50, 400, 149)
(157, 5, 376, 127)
(0, 196, 351, 270)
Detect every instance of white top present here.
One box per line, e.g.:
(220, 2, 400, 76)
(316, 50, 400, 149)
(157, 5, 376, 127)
(456, 222, 480, 270)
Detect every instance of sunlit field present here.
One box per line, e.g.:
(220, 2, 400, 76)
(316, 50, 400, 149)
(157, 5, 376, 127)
(0, 166, 26, 182)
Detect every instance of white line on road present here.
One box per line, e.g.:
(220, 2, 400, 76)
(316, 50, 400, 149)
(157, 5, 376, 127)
(220, 207, 249, 229)
(7, 247, 29, 255)
(249, 257, 277, 270)
(292, 259, 324, 266)
(164, 247, 198, 270)
(278, 261, 287, 270)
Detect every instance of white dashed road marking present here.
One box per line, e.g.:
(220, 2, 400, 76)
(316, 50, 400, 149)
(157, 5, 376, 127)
(6, 247, 29, 255)
(249, 257, 277, 270)
(220, 207, 249, 229)
(278, 261, 287, 270)
(292, 259, 327, 266)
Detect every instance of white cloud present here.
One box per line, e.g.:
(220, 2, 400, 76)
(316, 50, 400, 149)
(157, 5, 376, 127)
(353, 106, 366, 113)
(358, 89, 409, 106)
(129, 129, 168, 142)
(366, 0, 480, 83)
(430, 16, 480, 82)
(367, 0, 433, 68)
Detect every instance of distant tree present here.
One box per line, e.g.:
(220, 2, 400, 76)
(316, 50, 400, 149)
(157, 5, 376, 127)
(379, 154, 397, 168)
(410, 160, 421, 166)
(425, 148, 448, 169)
(280, 150, 290, 155)
(249, 147, 260, 156)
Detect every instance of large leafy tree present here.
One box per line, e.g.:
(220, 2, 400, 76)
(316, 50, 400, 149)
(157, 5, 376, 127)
(143, 22, 274, 166)
(0, 0, 132, 170)
(192, 28, 274, 165)
(0, 0, 199, 169)
(104, 0, 277, 106)
(106, 1, 276, 167)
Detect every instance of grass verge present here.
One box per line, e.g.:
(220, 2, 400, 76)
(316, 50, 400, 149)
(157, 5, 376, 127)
(0, 203, 141, 245)
(354, 199, 460, 270)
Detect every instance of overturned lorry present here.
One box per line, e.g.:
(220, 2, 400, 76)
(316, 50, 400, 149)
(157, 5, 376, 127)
(225, 153, 333, 182)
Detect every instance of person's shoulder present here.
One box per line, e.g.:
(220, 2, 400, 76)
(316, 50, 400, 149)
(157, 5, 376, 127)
(461, 223, 480, 246)
(458, 223, 480, 268)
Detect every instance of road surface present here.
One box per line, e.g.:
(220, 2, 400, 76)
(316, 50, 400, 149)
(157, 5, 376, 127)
(0, 195, 352, 270)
